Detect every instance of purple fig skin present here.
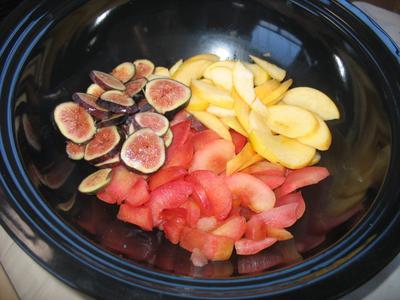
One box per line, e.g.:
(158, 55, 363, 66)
(96, 114, 127, 128)
(111, 62, 136, 83)
(94, 153, 121, 168)
(97, 90, 137, 114)
(72, 92, 110, 120)
(137, 98, 155, 112)
(90, 70, 126, 91)
(84, 126, 124, 164)
(125, 77, 147, 97)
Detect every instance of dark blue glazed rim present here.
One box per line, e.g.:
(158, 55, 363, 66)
(0, 1, 399, 299)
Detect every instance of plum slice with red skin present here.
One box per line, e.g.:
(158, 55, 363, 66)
(66, 141, 85, 160)
(111, 62, 135, 83)
(90, 70, 126, 91)
(134, 112, 169, 136)
(97, 90, 137, 114)
(53, 102, 96, 144)
(133, 59, 155, 79)
(72, 92, 110, 120)
(145, 78, 191, 114)
(84, 126, 123, 163)
(120, 128, 165, 174)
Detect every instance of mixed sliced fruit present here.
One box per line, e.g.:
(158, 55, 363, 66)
(52, 53, 339, 266)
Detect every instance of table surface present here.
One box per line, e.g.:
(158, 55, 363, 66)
(0, 1, 399, 300)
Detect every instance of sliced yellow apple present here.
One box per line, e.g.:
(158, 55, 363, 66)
(237, 154, 264, 171)
(282, 87, 340, 120)
(186, 93, 209, 111)
(297, 114, 332, 150)
(203, 60, 235, 79)
(154, 66, 170, 77)
(209, 66, 233, 91)
(233, 61, 255, 105)
(185, 53, 220, 63)
(221, 117, 248, 137)
(169, 59, 183, 76)
(245, 63, 269, 86)
(309, 152, 321, 165)
(187, 110, 232, 141)
(250, 98, 269, 119)
(232, 89, 251, 133)
(191, 79, 234, 108)
(226, 143, 255, 175)
(249, 129, 316, 169)
(172, 59, 214, 86)
(255, 79, 280, 100)
(206, 105, 236, 118)
(266, 104, 317, 138)
(261, 79, 293, 106)
(200, 78, 214, 85)
(249, 55, 286, 82)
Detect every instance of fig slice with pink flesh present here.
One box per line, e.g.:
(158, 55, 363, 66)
(66, 141, 85, 160)
(162, 129, 173, 147)
(94, 153, 121, 168)
(97, 90, 137, 114)
(111, 62, 135, 83)
(90, 70, 126, 91)
(78, 168, 112, 194)
(53, 102, 96, 143)
(84, 126, 123, 163)
(133, 59, 155, 79)
(86, 83, 105, 97)
(125, 77, 147, 98)
(120, 128, 165, 174)
(134, 112, 169, 136)
(72, 92, 110, 119)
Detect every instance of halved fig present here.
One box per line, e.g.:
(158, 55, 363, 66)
(94, 153, 120, 168)
(66, 141, 85, 160)
(145, 78, 191, 114)
(96, 114, 127, 128)
(86, 83, 105, 98)
(53, 102, 96, 143)
(78, 168, 112, 194)
(134, 112, 169, 136)
(120, 128, 165, 173)
(90, 70, 126, 91)
(163, 129, 173, 147)
(111, 62, 135, 83)
(84, 126, 123, 163)
(97, 90, 137, 113)
(121, 115, 136, 137)
(72, 92, 110, 119)
(133, 59, 155, 79)
(125, 77, 147, 98)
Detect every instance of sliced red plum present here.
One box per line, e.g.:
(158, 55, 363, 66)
(66, 141, 85, 160)
(111, 62, 135, 83)
(120, 128, 165, 174)
(78, 168, 112, 194)
(96, 114, 127, 128)
(145, 78, 191, 114)
(72, 92, 110, 119)
(86, 83, 105, 98)
(90, 70, 126, 91)
(162, 129, 173, 147)
(133, 59, 155, 79)
(94, 153, 121, 168)
(84, 126, 123, 163)
(53, 102, 96, 143)
(134, 112, 169, 136)
(125, 77, 147, 98)
(97, 90, 137, 114)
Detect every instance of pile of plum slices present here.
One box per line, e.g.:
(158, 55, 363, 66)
(53, 54, 337, 267)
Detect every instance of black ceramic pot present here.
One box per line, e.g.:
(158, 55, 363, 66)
(0, 0, 399, 299)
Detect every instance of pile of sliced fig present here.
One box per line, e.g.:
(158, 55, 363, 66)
(53, 58, 192, 189)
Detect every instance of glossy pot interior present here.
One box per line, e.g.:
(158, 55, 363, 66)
(1, 0, 400, 299)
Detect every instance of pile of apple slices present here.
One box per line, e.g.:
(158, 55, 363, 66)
(166, 53, 340, 169)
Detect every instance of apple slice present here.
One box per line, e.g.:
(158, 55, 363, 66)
(187, 110, 232, 141)
(226, 143, 256, 175)
(266, 104, 318, 138)
(235, 238, 277, 255)
(245, 63, 269, 86)
(206, 105, 236, 118)
(169, 59, 183, 76)
(189, 139, 235, 174)
(232, 89, 251, 133)
(154, 66, 170, 77)
(241, 161, 286, 177)
(173, 59, 214, 86)
(249, 55, 286, 81)
(233, 61, 255, 105)
(212, 216, 247, 241)
(236, 154, 264, 171)
(185, 53, 220, 63)
(187, 93, 209, 111)
(191, 79, 235, 108)
(282, 87, 340, 120)
(225, 173, 275, 213)
(309, 152, 321, 165)
(261, 79, 293, 106)
(209, 66, 233, 91)
(221, 117, 248, 137)
(255, 79, 280, 100)
(297, 114, 332, 150)
(266, 227, 293, 241)
(250, 98, 270, 119)
(203, 60, 235, 79)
